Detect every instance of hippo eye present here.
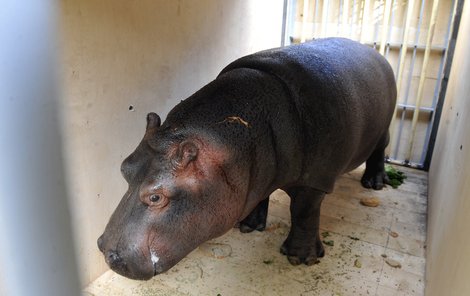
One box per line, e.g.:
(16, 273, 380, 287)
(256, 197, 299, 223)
(141, 189, 168, 208)
(149, 194, 161, 203)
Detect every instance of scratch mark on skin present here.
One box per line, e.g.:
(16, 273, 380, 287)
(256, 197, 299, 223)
(218, 116, 250, 128)
(218, 164, 237, 193)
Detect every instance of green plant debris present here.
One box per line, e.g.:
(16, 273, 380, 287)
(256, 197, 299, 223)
(385, 165, 407, 188)
(263, 259, 274, 265)
(323, 240, 335, 246)
(354, 259, 362, 268)
(347, 235, 360, 241)
(321, 231, 330, 238)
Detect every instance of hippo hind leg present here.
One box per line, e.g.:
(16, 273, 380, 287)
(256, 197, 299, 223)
(239, 197, 269, 233)
(280, 186, 325, 266)
(361, 132, 390, 190)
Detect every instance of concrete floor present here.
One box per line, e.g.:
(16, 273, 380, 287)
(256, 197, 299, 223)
(84, 165, 427, 296)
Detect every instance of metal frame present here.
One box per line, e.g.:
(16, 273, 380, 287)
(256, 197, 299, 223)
(419, 0, 457, 165)
(424, 0, 466, 170)
(283, 0, 461, 170)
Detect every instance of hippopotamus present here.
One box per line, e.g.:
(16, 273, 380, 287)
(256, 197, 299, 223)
(97, 37, 396, 280)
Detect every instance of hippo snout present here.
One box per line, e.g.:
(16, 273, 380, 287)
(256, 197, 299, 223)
(97, 235, 104, 252)
(105, 250, 128, 273)
(96, 233, 157, 280)
(97, 236, 129, 274)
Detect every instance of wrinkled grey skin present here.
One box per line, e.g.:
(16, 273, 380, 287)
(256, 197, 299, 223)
(98, 38, 396, 280)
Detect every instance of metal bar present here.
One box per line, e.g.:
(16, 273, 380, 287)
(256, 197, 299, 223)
(364, 41, 446, 52)
(393, 0, 426, 160)
(321, 0, 330, 37)
(424, 0, 465, 170)
(0, 1, 81, 295)
(386, 158, 424, 169)
(301, 0, 310, 42)
(379, 0, 393, 55)
(397, 103, 435, 113)
(405, 0, 441, 162)
(386, 0, 415, 156)
(360, 0, 371, 43)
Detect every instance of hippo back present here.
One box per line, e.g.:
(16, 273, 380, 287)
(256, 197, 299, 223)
(220, 38, 397, 192)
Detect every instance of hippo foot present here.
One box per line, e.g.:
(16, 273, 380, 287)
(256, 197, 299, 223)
(239, 221, 266, 233)
(362, 133, 390, 190)
(280, 236, 325, 266)
(238, 210, 267, 233)
(361, 172, 390, 190)
(238, 198, 269, 233)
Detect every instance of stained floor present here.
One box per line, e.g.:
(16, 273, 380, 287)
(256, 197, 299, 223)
(84, 165, 427, 296)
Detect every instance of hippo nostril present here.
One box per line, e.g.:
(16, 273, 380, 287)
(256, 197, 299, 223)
(106, 250, 123, 265)
(97, 235, 104, 252)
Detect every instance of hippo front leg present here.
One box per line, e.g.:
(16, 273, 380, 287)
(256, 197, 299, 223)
(239, 197, 269, 233)
(281, 186, 325, 266)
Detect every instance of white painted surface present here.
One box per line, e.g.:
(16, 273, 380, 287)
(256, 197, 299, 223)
(426, 0, 470, 294)
(60, 0, 284, 285)
(0, 1, 81, 295)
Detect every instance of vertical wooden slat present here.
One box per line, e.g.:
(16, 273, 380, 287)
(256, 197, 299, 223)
(387, 0, 415, 156)
(379, 0, 393, 55)
(396, 0, 417, 97)
(343, 0, 350, 37)
(337, 0, 343, 35)
(301, 0, 310, 42)
(384, 0, 396, 58)
(321, 0, 330, 37)
(393, 0, 426, 159)
(313, 0, 320, 36)
(350, 0, 357, 38)
(360, 0, 371, 42)
(406, 0, 441, 162)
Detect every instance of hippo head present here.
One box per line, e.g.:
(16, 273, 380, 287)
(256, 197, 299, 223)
(97, 113, 246, 280)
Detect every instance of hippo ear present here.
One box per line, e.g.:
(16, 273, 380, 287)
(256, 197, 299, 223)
(146, 113, 161, 131)
(175, 140, 198, 169)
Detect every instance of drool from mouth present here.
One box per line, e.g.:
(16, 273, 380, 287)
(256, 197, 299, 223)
(150, 251, 160, 276)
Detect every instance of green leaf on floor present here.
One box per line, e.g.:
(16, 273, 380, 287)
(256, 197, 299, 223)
(263, 259, 274, 265)
(323, 240, 334, 246)
(385, 165, 407, 188)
